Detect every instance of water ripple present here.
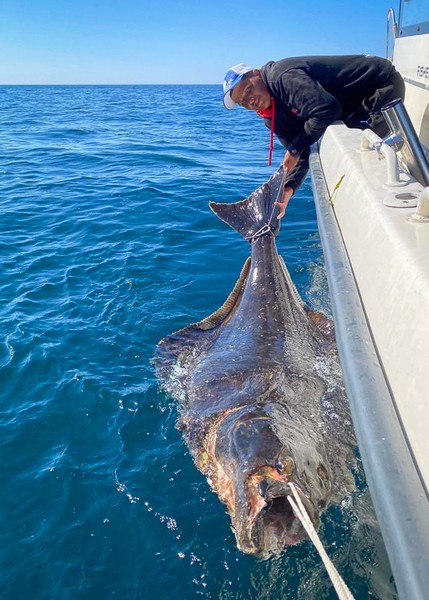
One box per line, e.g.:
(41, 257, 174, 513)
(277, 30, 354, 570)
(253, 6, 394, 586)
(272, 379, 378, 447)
(0, 85, 396, 600)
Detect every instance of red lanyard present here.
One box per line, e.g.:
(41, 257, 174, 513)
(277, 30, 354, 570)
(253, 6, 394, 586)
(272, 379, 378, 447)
(257, 97, 275, 166)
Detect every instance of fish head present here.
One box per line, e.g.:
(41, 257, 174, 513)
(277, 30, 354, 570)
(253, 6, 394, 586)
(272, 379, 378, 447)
(213, 407, 332, 558)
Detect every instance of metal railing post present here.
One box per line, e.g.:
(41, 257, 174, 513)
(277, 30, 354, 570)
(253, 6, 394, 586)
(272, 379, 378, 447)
(381, 98, 429, 186)
(386, 8, 398, 61)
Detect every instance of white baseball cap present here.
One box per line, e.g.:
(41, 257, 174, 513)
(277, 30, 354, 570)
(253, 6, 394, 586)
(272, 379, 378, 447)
(223, 63, 253, 109)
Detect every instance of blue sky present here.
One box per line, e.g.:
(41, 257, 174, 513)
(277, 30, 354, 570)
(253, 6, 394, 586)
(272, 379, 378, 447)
(1, 0, 399, 84)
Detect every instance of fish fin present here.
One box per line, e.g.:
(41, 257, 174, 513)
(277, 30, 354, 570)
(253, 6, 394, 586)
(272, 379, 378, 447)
(154, 258, 251, 369)
(278, 256, 306, 310)
(304, 306, 336, 340)
(209, 168, 283, 240)
(277, 255, 335, 341)
(192, 256, 251, 329)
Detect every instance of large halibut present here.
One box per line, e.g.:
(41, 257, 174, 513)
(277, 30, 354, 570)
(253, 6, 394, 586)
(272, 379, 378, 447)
(154, 169, 355, 558)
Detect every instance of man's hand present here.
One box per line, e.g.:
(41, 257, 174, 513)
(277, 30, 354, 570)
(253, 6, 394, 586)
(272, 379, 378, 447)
(283, 150, 300, 173)
(275, 186, 294, 220)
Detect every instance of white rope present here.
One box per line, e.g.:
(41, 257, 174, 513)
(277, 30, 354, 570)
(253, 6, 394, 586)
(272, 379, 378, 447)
(288, 483, 356, 600)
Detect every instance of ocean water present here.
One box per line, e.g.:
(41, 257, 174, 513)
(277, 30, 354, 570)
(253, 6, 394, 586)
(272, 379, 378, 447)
(0, 85, 396, 600)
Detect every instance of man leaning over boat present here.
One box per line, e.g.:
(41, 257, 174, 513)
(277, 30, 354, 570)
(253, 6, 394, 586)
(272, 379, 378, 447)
(223, 55, 405, 218)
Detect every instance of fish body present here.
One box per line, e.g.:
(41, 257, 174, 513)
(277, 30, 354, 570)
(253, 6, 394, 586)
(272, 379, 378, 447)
(155, 169, 355, 558)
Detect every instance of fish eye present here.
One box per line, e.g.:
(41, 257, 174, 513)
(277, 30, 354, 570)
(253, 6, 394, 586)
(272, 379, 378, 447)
(276, 457, 294, 475)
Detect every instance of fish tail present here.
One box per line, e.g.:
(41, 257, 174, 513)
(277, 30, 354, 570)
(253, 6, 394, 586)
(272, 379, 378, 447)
(209, 168, 283, 240)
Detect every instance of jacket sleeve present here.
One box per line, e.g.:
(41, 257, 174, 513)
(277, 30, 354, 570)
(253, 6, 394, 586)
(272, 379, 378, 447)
(273, 69, 342, 155)
(280, 147, 309, 193)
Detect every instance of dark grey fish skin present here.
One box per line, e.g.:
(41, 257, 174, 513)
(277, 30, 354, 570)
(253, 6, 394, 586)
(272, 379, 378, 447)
(154, 168, 356, 558)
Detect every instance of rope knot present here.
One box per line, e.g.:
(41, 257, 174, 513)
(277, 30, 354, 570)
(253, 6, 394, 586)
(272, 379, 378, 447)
(246, 223, 274, 243)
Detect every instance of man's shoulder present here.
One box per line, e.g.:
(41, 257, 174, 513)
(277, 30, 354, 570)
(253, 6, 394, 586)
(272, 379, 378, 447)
(261, 55, 381, 78)
(261, 57, 309, 78)
(260, 56, 311, 86)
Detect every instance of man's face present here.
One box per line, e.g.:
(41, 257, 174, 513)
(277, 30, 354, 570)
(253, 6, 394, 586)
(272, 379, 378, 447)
(231, 70, 272, 111)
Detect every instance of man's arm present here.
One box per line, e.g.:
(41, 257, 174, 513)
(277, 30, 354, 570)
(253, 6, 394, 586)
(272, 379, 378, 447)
(274, 148, 310, 219)
(283, 150, 300, 173)
(275, 186, 294, 220)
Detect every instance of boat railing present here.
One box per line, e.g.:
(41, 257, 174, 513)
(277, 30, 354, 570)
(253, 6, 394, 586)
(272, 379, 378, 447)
(382, 98, 429, 186)
(386, 7, 398, 61)
(359, 129, 405, 186)
(362, 98, 429, 188)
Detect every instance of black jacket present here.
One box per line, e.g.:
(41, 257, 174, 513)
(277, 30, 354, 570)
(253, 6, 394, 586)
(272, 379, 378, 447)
(259, 55, 397, 191)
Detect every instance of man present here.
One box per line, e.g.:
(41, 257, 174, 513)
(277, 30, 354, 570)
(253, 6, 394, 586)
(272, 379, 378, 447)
(223, 56, 405, 219)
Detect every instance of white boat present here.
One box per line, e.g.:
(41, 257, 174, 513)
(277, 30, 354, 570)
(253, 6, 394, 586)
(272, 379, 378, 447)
(309, 2, 429, 598)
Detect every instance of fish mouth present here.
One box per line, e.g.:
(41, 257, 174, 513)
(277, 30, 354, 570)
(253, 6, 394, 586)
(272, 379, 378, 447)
(241, 469, 318, 557)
